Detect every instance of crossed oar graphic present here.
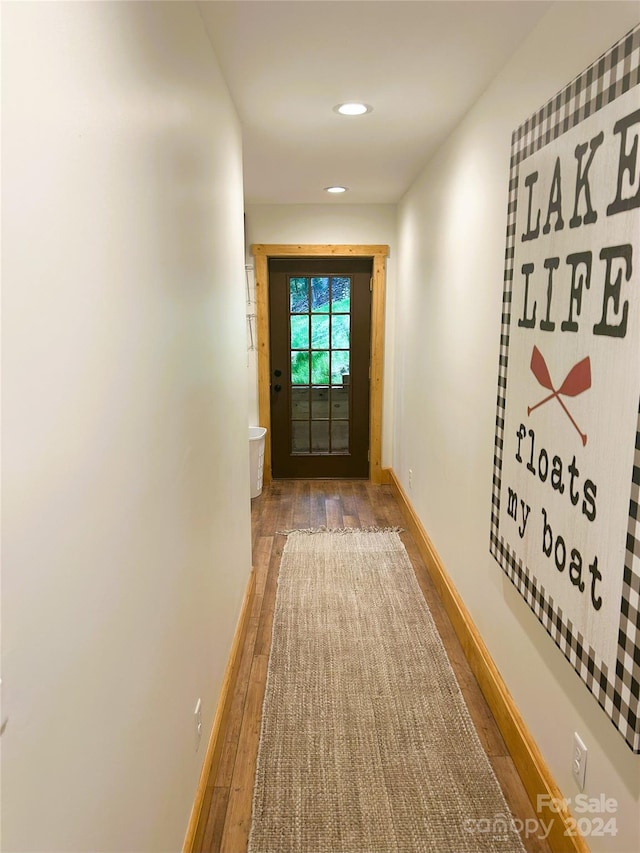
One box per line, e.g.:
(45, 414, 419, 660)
(527, 346, 591, 446)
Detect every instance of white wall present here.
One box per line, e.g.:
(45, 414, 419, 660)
(1, 3, 251, 851)
(245, 204, 397, 465)
(395, 3, 640, 852)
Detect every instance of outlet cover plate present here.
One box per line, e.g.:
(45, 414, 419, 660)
(195, 698, 202, 752)
(573, 732, 587, 790)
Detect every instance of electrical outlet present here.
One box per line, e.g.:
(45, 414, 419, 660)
(572, 732, 587, 790)
(408, 468, 413, 489)
(194, 698, 203, 752)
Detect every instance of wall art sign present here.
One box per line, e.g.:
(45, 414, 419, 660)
(490, 26, 640, 751)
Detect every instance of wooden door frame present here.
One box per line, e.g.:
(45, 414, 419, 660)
(252, 244, 389, 485)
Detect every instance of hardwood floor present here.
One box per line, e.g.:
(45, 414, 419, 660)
(194, 481, 552, 853)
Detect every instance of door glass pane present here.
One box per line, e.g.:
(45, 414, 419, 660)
(291, 387, 309, 419)
(331, 350, 350, 385)
(291, 315, 309, 349)
(331, 276, 350, 311)
(292, 421, 310, 453)
(311, 420, 330, 452)
(332, 387, 349, 418)
(331, 315, 349, 348)
(311, 277, 330, 312)
(331, 421, 349, 452)
(290, 277, 309, 312)
(311, 351, 329, 385)
(291, 351, 309, 384)
(312, 387, 329, 419)
(286, 272, 352, 457)
(311, 315, 329, 349)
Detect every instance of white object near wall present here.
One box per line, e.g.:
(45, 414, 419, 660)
(249, 427, 267, 498)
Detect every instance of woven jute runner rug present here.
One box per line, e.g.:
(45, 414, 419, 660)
(248, 528, 526, 853)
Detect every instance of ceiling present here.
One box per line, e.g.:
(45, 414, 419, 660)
(198, 1, 552, 205)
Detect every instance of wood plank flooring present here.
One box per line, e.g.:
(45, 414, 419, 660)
(194, 481, 552, 853)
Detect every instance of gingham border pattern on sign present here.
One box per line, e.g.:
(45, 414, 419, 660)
(490, 25, 640, 752)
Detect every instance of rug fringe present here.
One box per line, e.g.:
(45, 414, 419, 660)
(277, 526, 404, 536)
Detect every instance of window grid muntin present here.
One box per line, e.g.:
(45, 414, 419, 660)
(289, 275, 351, 454)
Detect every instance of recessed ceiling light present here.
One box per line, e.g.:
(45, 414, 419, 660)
(324, 186, 348, 194)
(334, 102, 372, 116)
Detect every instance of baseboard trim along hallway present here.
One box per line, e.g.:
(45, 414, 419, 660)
(183, 568, 257, 853)
(387, 468, 588, 853)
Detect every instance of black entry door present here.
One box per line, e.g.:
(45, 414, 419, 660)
(269, 258, 372, 478)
